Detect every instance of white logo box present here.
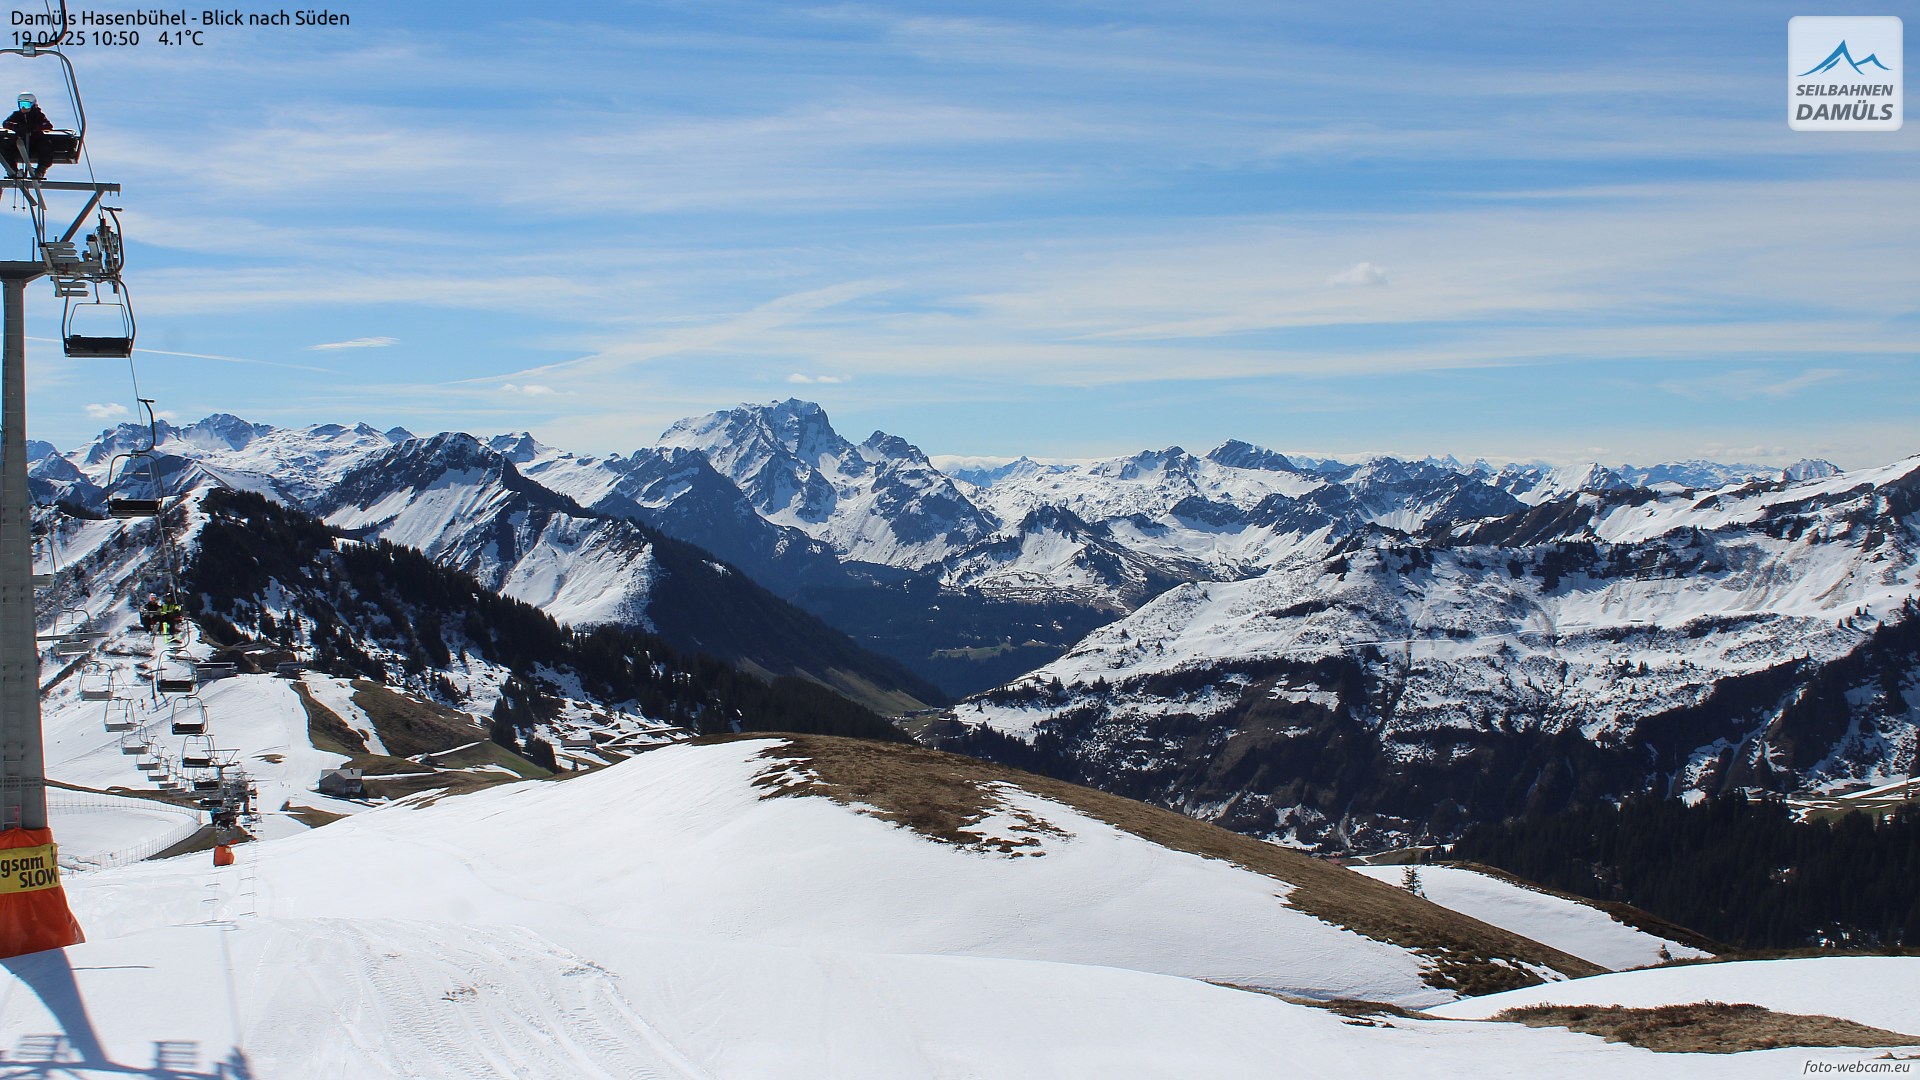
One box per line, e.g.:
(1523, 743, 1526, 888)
(1789, 15, 1903, 131)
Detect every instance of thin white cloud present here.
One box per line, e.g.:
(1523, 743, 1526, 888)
(786, 373, 849, 384)
(308, 336, 398, 351)
(1656, 367, 1847, 402)
(1328, 262, 1388, 287)
(501, 383, 557, 396)
(84, 403, 128, 419)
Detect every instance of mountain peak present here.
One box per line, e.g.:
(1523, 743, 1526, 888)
(179, 413, 273, 453)
(1206, 440, 1299, 474)
(1783, 458, 1842, 483)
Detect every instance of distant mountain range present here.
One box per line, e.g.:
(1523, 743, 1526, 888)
(30, 399, 1914, 852)
(29, 399, 1843, 700)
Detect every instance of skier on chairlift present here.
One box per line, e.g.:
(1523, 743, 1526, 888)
(139, 593, 183, 635)
(1, 92, 53, 179)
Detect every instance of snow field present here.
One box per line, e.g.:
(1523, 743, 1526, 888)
(1429, 956, 1920, 1038)
(1352, 865, 1711, 971)
(72, 738, 1449, 1006)
(13, 739, 1914, 1077)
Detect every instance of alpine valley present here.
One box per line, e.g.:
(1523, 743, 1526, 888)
(34, 399, 1920, 849)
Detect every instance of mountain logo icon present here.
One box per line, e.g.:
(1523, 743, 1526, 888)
(1798, 41, 1894, 77)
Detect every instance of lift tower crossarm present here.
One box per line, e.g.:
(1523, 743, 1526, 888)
(0, 180, 121, 249)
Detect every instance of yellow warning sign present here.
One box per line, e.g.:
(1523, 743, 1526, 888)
(0, 845, 60, 894)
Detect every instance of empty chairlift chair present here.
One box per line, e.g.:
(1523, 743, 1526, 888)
(78, 661, 116, 700)
(118, 725, 150, 755)
(102, 699, 136, 732)
(156, 659, 196, 695)
(180, 735, 217, 769)
(105, 452, 164, 519)
(62, 280, 134, 359)
(45, 604, 101, 656)
(168, 698, 208, 735)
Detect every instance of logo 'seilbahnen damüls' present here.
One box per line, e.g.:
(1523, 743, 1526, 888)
(1789, 16, 1903, 131)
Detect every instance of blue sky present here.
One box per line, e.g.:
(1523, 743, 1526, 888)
(14, 0, 1917, 467)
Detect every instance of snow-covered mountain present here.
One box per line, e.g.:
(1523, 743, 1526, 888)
(660, 398, 997, 569)
(30, 399, 1916, 821)
(942, 458, 1920, 848)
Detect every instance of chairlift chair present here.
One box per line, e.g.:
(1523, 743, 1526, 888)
(105, 451, 164, 518)
(62, 279, 134, 359)
(156, 668, 196, 695)
(168, 698, 208, 736)
(119, 725, 149, 754)
(180, 735, 217, 769)
(0, 39, 87, 181)
(102, 698, 136, 732)
(78, 661, 115, 700)
(50, 633, 93, 656)
(45, 603, 99, 655)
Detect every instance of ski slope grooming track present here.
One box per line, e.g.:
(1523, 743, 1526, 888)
(0, 920, 705, 1079)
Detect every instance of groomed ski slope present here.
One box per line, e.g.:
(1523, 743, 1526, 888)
(1351, 865, 1711, 971)
(0, 919, 1851, 1080)
(5, 737, 1904, 1078)
(73, 738, 1455, 1007)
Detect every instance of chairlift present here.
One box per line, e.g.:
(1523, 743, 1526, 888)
(105, 451, 164, 518)
(156, 664, 195, 695)
(118, 725, 149, 754)
(561, 732, 595, 750)
(0, 37, 87, 182)
(50, 633, 93, 656)
(43, 603, 99, 655)
(180, 734, 217, 769)
(102, 698, 136, 732)
(78, 660, 115, 700)
(62, 278, 133, 358)
(169, 698, 208, 736)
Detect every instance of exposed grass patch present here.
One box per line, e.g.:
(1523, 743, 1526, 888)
(722, 733, 1603, 994)
(339, 753, 432, 777)
(746, 734, 1059, 855)
(350, 679, 486, 758)
(363, 769, 523, 801)
(432, 740, 554, 780)
(1497, 1002, 1920, 1053)
(284, 804, 347, 829)
(291, 680, 368, 756)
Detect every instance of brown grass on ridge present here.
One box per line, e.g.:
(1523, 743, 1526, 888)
(1497, 1002, 1920, 1053)
(715, 732, 1606, 996)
